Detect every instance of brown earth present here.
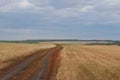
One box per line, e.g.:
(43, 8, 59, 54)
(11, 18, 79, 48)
(0, 45, 62, 80)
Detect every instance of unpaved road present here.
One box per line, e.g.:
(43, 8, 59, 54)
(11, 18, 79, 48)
(0, 46, 63, 80)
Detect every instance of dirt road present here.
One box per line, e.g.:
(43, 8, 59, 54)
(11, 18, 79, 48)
(0, 46, 63, 80)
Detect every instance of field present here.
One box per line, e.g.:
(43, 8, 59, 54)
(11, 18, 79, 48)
(0, 43, 55, 70)
(0, 42, 120, 80)
(56, 44, 120, 80)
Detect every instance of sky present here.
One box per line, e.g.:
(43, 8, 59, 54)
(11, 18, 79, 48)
(0, 0, 120, 40)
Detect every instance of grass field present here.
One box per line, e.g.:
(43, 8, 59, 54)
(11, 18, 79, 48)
(56, 44, 120, 80)
(0, 43, 55, 70)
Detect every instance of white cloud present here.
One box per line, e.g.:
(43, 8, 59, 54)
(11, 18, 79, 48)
(0, 0, 120, 23)
(0, 0, 35, 12)
(18, 0, 34, 8)
(80, 5, 94, 12)
(52, 5, 94, 17)
(105, 0, 120, 6)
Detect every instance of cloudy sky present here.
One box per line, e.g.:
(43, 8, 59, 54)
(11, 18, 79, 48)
(0, 0, 120, 40)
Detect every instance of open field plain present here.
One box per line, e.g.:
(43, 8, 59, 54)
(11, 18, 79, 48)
(56, 44, 120, 80)
(0, 42, 120, 80)
(0, 43, 55, 70)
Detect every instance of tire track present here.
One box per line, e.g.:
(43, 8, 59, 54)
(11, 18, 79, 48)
(0, 46, 63, 80)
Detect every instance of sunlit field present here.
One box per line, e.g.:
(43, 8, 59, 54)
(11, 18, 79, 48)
(0, 43, 55, 70)
(56, 44, 120, 80)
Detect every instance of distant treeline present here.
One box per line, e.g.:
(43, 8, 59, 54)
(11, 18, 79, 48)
(0, 39, 80, 43)
(0, 40, 120, 45)
(0, 40, 39, 44)
(86, 41, 120, 46)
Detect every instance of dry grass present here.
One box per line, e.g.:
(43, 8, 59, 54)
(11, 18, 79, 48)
(56, 44, 120, 80)
(0, 43, 55, 69)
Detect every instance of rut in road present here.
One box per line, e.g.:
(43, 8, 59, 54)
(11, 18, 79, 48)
(0, 46, 63, 80)
(31, 46, 62, 80)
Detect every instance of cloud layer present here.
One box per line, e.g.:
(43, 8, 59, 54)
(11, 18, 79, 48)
(0, 0, 120, 40)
